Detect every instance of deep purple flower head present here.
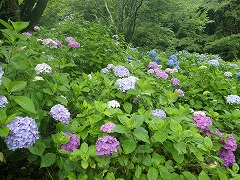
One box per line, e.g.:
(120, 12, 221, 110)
(113, 65, 130, 77)
(96, 135, 120, 156)
(193, 114, 212, 131)
(219, 148, 236, 167)
(100, 122, 116, 133)
(171, 78, 180, 86)
(174, 89, 184, 97)
(54, 40, 62, 48)
(61, 133, 80, 151)
(149, 50, 157, 58)
(4, 116, 39, 151)
(151, 109, 166, 118)
(49, 104, 70, 124)
(68, 41, 80, 48)
(156, 70, 168, 80)
(65, 37, 75, 43)
(22, 32, 32, 38)
(148, 61, 158, 69)
(0, 95, 8, 108)
(223, 134, 237, 152)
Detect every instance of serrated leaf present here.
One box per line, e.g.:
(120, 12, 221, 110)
(153, 131, 168, 143)
(9, 81, 27, 93)
(170, 120, 182, 133)
(12, 96, 37, 113)
(174, 142, 187, 154)
(182, 171, 197, 180)
(80, 142, 88, 153)
(217, 168, 228, 180)
(135, 165, 142, 179)
(131, 114, 144, 128)
(198, 170, 211, 180)
(147, 167, 158, 180)
(0, 127, 9, 137)
(123, 102, 132, 114)
(122, 138, 137, 154)
(114, 125, 129, 134)
(204, 137, 213, 150)
(28, 140, 46, 156)
(41, 153, 56, 167)
(133, 127, 150, 143)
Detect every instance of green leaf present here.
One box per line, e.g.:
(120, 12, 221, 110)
(11, 21, 29, 32)
(170, 120, 182, 133)
(153, 131, 168, 143)
(123, 102, 132, 114)
(182, 171, 197, 180)
(28, 140, 46, 156)
(114, 125, 129, 134)
(0, 109, 7, 126)
(106, 172, 115, 180)
(118, 115, 130, 127)
(41, 153, 56, 167)
(232, 163, 239, 174)
(80, 142, 88, 153)
(1, 76, 11, 92)
(131, 114, 144, 129)
(0, 127, 9, 137)
(204, 137, 213, 150)
(9, 81, 27, 93)
(0, 19, 13, 30)
(122, 138, 137, 154)
(12, 96, 37, 113)
(174, 142, 187, 154)
(198, 170, 211, 180)
(147, 167, 158, 180)
(172, 149, 184, 164)
(135, 165, 142, 179)
(133, 127, 150, 143)
(217, 168, 228, 180)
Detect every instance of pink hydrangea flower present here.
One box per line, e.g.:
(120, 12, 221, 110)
(156, 70, 168, 80)
(165, 68, 175, 74)
(65, 37, 75, 42)
(33, 26, 40, 31)
(174, 89, 184, 97)
(148, 61, 158, 69)
(171, 78, 180, 86)
(68, 41, 80, 48)
(100, 122, 116, 133)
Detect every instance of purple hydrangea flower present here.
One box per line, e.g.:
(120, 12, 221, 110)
(49, 104, 70, 124)
(68, 41, 80, 48)
(102, 68, 110, 74)
(223, 134, 237, 152)
(61, 133, 80, 151)
(148, 62, 158, 69)
(22, 32, 32, 38)
(219, 148, 236, 167)
(65, 37, 75, 42)
(115, 76, 138, 92)
(151, 109, 166, 118)
(54, 40, 62, 48)
(113, 65, 130, 77)
(0, 95, 8, 108)
(100, 122, 116, 133)
(171, 78, 180, 86)
(96, 135, 120, 156)
(4, 116, 39, 151)
(193, 114, 212, 131)
(174, 89, 184, 97)
(156, 70, 168, 80)
(106, 64, 115, 69)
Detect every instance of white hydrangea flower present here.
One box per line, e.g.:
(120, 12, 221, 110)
(226, 95, 240, 105)
(224, 71, 233, 77)
(35, 63, 52, 74)
(194, 111, 206, 116)
(208, 60, 219, 66)
(107, 100, 120, 108)
(42, 38, 58, 48)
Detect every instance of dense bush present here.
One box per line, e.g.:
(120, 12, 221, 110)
(0, 20, 239, 179)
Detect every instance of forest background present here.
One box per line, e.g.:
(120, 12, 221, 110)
(0, 0, 239, 61)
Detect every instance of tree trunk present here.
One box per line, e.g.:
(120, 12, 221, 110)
(0, 0, 20, 22)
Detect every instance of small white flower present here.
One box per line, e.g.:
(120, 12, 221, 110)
(33, 76, 44, 81)
(35, 63, 52, 74)
(194, 111, 206, 116)
(224, 71, 233, 77)
(107, 100, 120, 108)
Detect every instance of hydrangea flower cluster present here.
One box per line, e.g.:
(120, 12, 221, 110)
(0, 67, 4, 85)
(151, 109, 166, 118)
(226, 95, 240, 105)
(22, 32, 32, 38)
(193, 113, 212, 131)
(149, 50, 161, 64)
(49, 104, 71, 124)
(115, 76, 138, 92)
(96, 135, 120, 156)
(229, 64, 238, 69)
(167, 55, 180, 70)
(4, 116, 39, 151)
(208, 60, 219, 66)
(107, 100, 120, 108)
(0, 95, 8, 108)
(54, 40, 62, 48)
(155, 70, 168, 80)
(60, 133, 80, 152)
(164, 68, 175, 74)
(107, 64, 115, 69)
(147, 69, 155, 74)
(237, 72, 240, 79)
(65, 36, 80, 48)
(113, 65, 130, 77)
(100, 122, 116, 133)
(42, 38, 58, 48)
(148, 62, 158, 69)
(224, 71, 233, 77)
(101, 68, 110, 74)
(174, 89, 184, 97)
(33, 26, 40, 31)
(35, 63, 52, 74)
(171, 78, 180, 86)
(219, 134, 237, 167)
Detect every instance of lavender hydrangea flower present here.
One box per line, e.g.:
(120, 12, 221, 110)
(4, 116, 39, 151)
(61, 133, 80, 151)
(22, 32, 32, 38)
(106, 64, 115, 69)
(208, 60, 219, 66)
(33, 26, 40, 31)
(174, 89, 184, 97)
(113, 65, 130, 77)
(156, 70, 168, 80)
(49, 104, 70, 124)
(96, 135, 120, 156)
(0, 95, 8, 108)
(107, 100, 120, 108)
(223, 134, 237, 152)
(193, 114, 212, 131)
(115, 76, 138, 92)
(226, 95, 240, 105)
(54, 40, 62, 48)
(102, 68, 110, 74)
(68, 41, 80, 48)
(35, 63, 52, 74)
(219, 148, 236, 167)
(148, 62, 158, 69)
(100, 122, 116, 133)
(224, 71, 233, 77)
(151, 109, 166, 118)
(171, 78, 180, 86)
(65, 37, 75, 43)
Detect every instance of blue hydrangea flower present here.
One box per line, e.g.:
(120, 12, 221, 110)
(0, 67, 4, 85)
(167, 59, 174, 67)
(170, 55, 178, 62)
(236, 72, 240, 79)
(127, 55, 133, 61)
(0, 95, 8, 108)
(49, 104, 71, 124)
(149, 50, 157, 58)
(115, 76, 138, 92)
(4, 116, 39, 151)
(151, 109, 166, 118)
(208, 60, 219, 66)
(154, 56, 160, 64)
(226, 95, 240, 105)
(174, 65, 180, 70)
(113, 65, 130, 77)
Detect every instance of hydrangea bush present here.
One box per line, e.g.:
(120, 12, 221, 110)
(0, 20, 239, 179)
